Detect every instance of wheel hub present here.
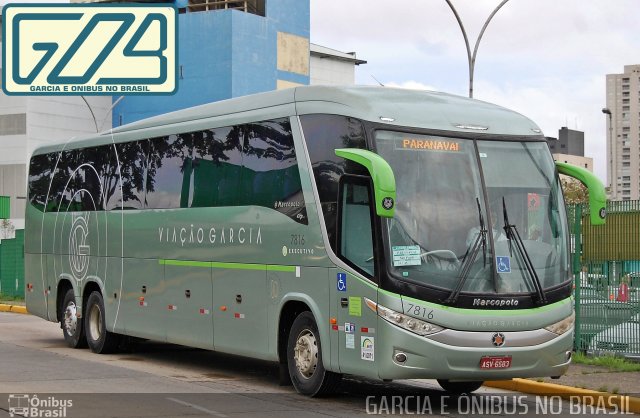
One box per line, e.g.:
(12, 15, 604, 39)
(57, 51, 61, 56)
(64, 301, 78, 336)
(88, 303, 102, 341)
(294, 330, 318, 379)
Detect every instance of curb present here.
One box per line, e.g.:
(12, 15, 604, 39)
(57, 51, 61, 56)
(0, 304, 28, 314)
(486, 378, 640, 414)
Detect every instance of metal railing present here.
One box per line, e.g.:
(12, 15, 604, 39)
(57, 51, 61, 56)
(570, 200, 640, 358)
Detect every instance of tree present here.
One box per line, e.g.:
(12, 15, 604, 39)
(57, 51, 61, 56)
(560, 175, 588, 205)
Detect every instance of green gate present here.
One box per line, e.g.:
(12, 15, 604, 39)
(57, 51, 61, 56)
(0, 230, 25, 299)
(570, 201, 640, 356)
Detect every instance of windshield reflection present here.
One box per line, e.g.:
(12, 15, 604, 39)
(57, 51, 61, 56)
(374, 131, 569, 295)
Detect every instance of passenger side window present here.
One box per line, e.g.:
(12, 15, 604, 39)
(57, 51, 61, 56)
(301, 115, 367, 249)
(112, 141, 147, 210)
(28, 153, 56, 212)
(241, 119, 307, 224)
(189, 126, 243, 208)
(145, 134, 194, 209)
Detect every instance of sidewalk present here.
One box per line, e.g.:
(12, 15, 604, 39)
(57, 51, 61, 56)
(486, 363, 640, 413)
(0, 299, 27, 314)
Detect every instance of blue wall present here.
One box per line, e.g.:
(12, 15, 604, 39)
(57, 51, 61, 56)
(114, 1, 310, 126)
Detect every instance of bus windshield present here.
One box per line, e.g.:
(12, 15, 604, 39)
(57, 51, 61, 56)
(374, 131, 569, 296)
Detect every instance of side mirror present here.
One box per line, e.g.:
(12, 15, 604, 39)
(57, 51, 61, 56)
(555, 162, 606, 225)
(334, 148, 396, 218)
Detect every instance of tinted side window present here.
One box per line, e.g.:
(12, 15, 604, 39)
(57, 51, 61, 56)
(300, 114, 367, 250)
(48, 149, 80, 212)
(113, 141, 147, 210)
(189, 126, 243, 208)
(241, 119, 307, 224)
(28, 153, 56, 212)
(145, 134, 195, 209)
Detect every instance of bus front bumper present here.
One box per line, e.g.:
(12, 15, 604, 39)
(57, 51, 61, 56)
(377, 323, 573, 381)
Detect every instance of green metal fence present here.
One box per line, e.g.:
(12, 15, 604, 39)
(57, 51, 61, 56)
(0, 230, 25, 299)
(570, 201, 640, 358)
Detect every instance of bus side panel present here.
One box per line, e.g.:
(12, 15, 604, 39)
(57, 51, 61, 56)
(24, 253, 48, 320)
(267, 267, 330, 364)
(275, 267, 332, 368)
(120, 258, 166, 341)
(333, 269, 380, 379)
(104, 256, 125, 334)
(164, 264, 213, 349)
(213, 266, 268, 359)
(46, 255, 65, 322)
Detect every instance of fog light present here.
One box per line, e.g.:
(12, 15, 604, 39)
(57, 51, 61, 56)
(394, 352, 407, 363)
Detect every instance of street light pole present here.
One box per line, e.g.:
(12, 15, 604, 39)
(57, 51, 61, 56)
(80, 96, 125, 133)
(444, 0, 510, 98)
(602, 108, 613, 195)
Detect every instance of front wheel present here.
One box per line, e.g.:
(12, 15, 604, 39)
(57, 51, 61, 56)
(287, 311, 341, 396)
(61, 288, 86, 348)
(84, 291, 120, 354)
(437, 379, 484, 394)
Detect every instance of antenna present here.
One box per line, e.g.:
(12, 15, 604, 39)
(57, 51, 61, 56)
(371, 75, 385, 87)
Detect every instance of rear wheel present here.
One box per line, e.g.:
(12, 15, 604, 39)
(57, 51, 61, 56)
(61, 288, 87, 348)
(287, 311, 341, 396)
(85, 291, 120, 354)
(437, 379, 484, 394)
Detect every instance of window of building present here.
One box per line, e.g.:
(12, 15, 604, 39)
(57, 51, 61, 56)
(187, 0, 265, 16)
(0, 114, 27, 136)
(623, 162, 631, 167)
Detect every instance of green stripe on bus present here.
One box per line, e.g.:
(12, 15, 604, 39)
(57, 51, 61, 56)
(159, 259, 295, 272)
(159, 259, 211, 268)
(266, 265, 297, 272)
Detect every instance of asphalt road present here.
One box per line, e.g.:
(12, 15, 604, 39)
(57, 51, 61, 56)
(0, 312, 621, 417)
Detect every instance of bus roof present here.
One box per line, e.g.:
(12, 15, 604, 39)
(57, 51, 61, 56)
(33, 86, 544, 155)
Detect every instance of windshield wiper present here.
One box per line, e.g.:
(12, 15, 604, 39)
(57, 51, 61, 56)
(444, 198, 487, 304)
(501, 197, 547, 304)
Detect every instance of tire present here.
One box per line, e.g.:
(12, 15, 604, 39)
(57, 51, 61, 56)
(84, 291, 120, 354)
(437, 379, 484, 394)
(61, 288, 87, 348)
(287, 311, 341, 396)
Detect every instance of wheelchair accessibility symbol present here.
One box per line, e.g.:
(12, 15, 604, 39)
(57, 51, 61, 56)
(496, 256, 511, 273)
(337, 273, 347, 292)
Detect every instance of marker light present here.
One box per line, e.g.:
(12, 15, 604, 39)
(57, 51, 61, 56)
(365, 298, 443, 336)
(544, 312, 575, 335)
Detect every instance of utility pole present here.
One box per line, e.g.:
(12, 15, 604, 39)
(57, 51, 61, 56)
(444, 0, 510, 98)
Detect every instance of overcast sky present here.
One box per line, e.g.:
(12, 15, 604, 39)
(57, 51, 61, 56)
(310, 0, 640, 182)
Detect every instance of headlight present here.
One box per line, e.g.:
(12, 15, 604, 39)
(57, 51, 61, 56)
(544, 312, 575, 335)
(365, 298, 443, 336)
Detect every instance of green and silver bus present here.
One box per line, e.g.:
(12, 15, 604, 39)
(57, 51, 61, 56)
(25, 86, 606, 396)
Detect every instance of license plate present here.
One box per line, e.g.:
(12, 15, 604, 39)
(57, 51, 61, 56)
(479, 355, 512, 369)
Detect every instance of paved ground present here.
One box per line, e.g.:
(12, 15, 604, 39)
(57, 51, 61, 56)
(0, 312, 635, 417)
(534, 363, 640, 395)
